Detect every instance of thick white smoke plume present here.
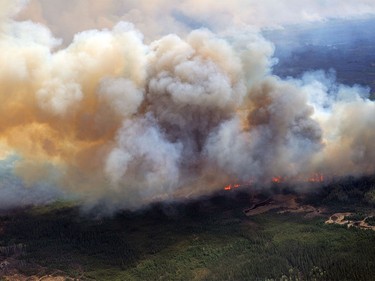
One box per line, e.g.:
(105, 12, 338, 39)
(0, 1, 374, 211)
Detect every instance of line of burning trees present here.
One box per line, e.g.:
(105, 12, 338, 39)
(224, 173, 325, 191)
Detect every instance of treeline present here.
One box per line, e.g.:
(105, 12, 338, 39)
(303, 175, 375, 209)
(0, 178, 374, 280)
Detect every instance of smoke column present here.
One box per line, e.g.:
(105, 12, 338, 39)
(1, 0, 375, 211)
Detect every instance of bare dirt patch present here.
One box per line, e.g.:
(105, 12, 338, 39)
(325, 213, 375, 231)
(243, 194, 324, 217)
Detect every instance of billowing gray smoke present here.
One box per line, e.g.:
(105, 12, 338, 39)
(0, 0, 374, 211)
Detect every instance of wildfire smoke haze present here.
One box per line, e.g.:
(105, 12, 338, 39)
(1, 0, 375, 212)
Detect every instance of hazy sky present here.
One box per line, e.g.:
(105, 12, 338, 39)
(14, 0, 375, 43)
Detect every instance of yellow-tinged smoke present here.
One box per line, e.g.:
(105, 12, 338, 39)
(1, 1, 375, 211)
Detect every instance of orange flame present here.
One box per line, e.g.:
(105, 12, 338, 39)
(272, 176, 283, 183)
(224, 184, 232, 191)
(308, 173, 324, 183)
(224, 173, 325, 190)
(223, 183, 241, 191)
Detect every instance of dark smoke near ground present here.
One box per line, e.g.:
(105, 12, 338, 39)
(0, 0, 375, 212)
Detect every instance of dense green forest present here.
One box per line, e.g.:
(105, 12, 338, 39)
(0, 176, 374, 280)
